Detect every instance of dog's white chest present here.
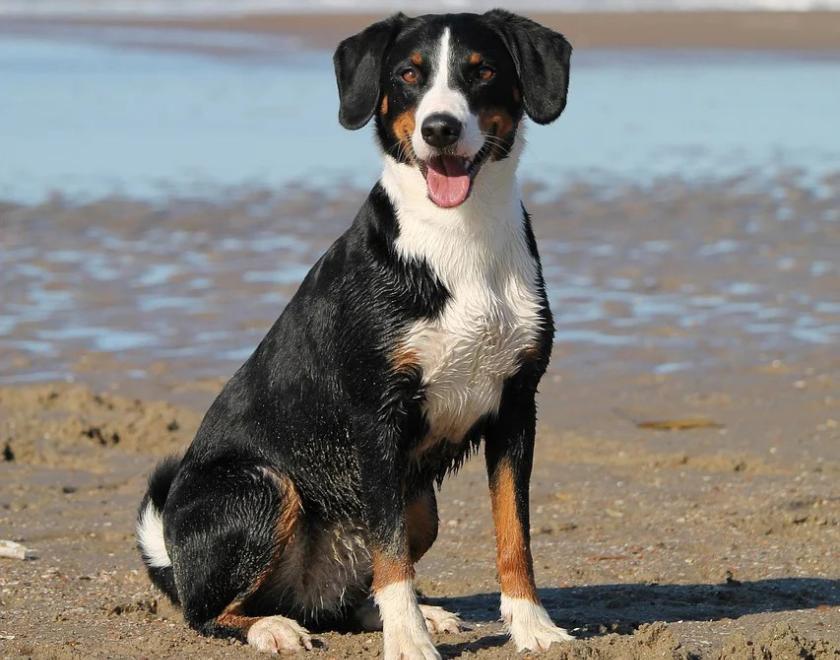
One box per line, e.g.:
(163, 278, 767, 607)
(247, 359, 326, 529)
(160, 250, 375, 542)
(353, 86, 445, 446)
(403, 255, 543, 445)
(383, 158, 546, 447)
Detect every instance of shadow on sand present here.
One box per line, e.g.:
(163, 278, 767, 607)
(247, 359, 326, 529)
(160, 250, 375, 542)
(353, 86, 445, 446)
(427, 577, 840, 653)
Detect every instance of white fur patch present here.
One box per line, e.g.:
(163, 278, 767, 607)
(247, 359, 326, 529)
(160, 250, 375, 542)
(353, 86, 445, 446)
(375, 580, 441, 660)
(382, 132, 541, 450)
(500, 595, 573, 652)
(412, 28, 484, 163)
(136, 500, 171, 569)
(247, 615, 313, 653)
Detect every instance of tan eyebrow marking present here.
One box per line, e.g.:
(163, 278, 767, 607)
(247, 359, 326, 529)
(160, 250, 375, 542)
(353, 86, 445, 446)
(410, 52, 423, 66)
(468, 51, 482, 65)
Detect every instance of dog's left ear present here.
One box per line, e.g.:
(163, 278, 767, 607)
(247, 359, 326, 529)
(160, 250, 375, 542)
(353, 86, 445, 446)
(485, 10, 572, 125)
(334, 13, 407, 130)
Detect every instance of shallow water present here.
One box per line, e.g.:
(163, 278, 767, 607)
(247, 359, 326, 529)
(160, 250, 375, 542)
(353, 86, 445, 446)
(1, 175, 838, 385)
(1, 30, 838, 385)
(2, 30, 840, 202)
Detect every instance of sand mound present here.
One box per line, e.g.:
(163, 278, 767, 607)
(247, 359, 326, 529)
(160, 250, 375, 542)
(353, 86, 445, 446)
(0, 384, 200, 468)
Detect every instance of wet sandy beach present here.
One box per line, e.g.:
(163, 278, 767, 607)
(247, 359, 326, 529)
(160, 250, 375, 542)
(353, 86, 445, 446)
(1, 7, 839, 658)
(1, 174, 839, 658)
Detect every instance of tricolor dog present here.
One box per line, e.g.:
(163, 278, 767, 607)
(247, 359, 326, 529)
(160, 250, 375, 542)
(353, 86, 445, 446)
(137, 10, 572, 658)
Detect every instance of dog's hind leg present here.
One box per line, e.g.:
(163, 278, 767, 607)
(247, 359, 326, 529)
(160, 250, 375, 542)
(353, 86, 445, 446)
(164, 461, 314, 652)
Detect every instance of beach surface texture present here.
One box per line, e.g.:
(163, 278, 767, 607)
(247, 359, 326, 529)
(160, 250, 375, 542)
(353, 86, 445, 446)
(1, 9, 839, 659)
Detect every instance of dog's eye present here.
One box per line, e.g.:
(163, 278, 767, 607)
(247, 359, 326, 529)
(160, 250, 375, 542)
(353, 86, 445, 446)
(477, 65, 495, 82)
(400, 67, 418, 84)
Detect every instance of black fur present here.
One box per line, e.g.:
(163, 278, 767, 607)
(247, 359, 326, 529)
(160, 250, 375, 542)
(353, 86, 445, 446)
(334, 13, 408, 130)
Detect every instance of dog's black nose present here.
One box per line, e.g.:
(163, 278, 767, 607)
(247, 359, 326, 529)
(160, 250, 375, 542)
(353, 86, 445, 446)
(421, 113, 462, 148)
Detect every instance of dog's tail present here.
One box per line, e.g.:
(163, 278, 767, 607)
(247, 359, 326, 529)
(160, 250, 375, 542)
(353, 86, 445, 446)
(136, 455, 181, 605)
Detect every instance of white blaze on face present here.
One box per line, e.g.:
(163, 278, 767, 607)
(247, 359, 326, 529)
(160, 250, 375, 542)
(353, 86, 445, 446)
(411, 27, 484, 163)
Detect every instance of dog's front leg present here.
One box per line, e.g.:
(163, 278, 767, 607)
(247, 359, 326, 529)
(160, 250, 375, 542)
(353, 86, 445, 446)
(485, 391, 574, 653)
(363, 462, 440, 659)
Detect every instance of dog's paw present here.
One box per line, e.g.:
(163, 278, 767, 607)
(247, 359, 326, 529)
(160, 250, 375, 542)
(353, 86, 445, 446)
(382, 608, 441, 660)
(501, 596, 573, 652)
(383, 630, 441, 660)
(419, 604, 465, 634)
(247, 616, 314, 653)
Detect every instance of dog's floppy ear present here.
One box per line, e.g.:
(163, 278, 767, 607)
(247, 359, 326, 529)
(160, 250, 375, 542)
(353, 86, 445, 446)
(485, 10, 572, 125)
(333, 13, 407, 130)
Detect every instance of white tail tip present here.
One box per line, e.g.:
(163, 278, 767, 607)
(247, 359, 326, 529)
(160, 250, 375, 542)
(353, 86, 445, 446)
(137, 500, 171, 568)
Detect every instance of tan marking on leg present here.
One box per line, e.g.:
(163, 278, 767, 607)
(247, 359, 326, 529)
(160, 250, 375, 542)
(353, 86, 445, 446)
(372, 549, 414, 593)
(407, 491, 438, 563)
(217, 601, 260, 634)
(490, 460, 538, 602)
(468, 51, 482, 65)
(380, 94, 389, 115)
(273, 473, 302, 548)
(215, 472, 302, 633)
(410, 51, 423, 66)
(219, 604, 313, 652)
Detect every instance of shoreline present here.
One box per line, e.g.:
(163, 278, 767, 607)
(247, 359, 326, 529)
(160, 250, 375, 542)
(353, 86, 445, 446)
(3, 11, 840, 51)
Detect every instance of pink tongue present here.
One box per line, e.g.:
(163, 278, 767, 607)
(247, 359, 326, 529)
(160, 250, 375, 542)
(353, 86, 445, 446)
(426, 156, 471, 208)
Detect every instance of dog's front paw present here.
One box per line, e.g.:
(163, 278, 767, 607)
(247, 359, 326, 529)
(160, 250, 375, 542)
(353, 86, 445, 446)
(419, 604, 465, 634)
(383, 627, 441, 660)
(501, 596, 573, 652)
(247, 615, 314, 653)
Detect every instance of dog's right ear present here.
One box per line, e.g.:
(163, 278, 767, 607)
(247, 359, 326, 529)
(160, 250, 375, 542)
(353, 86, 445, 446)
(484, 10, 572, 125)
(334, 14, 407, 130)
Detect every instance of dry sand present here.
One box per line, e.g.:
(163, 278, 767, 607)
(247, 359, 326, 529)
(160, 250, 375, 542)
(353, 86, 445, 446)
(1, 363, 838, 658)
(1, 177, 839, 657)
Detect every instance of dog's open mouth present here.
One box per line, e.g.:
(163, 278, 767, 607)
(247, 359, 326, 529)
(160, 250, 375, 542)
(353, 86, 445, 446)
(421, 143, 492, 209)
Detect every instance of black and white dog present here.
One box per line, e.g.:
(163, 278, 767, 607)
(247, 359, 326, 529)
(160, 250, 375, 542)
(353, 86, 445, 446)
(137, 10, 572, 658)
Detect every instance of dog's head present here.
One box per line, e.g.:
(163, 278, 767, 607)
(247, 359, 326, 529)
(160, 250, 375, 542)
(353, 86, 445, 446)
(334, 11, 572, 209)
